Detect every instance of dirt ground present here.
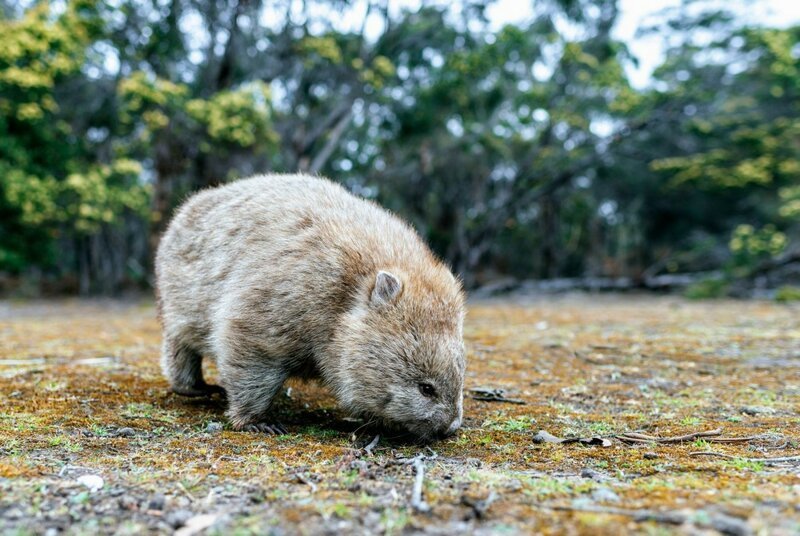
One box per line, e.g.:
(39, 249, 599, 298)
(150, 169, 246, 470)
(1, 295, 799, 535)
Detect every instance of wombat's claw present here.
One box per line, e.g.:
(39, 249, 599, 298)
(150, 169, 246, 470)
(171, 383, 226, 398)
(243, 422, 288, 435)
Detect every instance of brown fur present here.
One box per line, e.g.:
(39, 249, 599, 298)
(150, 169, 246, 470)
(155, 174, 466, 440)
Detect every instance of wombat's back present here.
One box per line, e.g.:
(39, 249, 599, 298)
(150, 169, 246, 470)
(155, 173, 433, 355)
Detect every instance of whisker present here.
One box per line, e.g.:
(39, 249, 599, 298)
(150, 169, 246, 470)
(351, 417, 378, 438)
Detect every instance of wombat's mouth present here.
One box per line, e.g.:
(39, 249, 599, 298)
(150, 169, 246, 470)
(359, 417, 434, 444)
(381, 427, 439, 445)
(394, 419, 458, 444)
(359, 412, 458, 444)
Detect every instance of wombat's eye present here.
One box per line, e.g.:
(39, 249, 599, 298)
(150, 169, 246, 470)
(418, 382, 437, 398)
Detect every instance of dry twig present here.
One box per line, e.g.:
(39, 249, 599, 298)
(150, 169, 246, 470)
(411, 455, 430, 513)
(363, 434, 380, 456)
(469, 387, 526, 405)
(541, 505, 752, 535)
(176, 481, 197, 503)
(461, 491, 498, 519)
(703, 436, 764, 443)
(548, 504, 685, 524)
(689, 452, 800, 464)
(293, 472, 318, 493)
(616, 429, 722, 443)
(533, 430, 612, 447)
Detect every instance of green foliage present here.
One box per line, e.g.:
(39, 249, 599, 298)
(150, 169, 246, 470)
(729, 224, 787, 274)
(298, 35, 343, 65)
(119, 71, 189, 115)
(684, 278, 730, 300)
(775, 286, 800, 303)
(0, 0, 98, 272)
(779, 186, 800, 219)
(61, 160, 151, 233)
(186, 82, 277, 149)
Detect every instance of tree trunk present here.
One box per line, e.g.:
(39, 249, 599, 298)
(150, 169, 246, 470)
(149, 141, 175, 265)
(539, 193, 560, 279)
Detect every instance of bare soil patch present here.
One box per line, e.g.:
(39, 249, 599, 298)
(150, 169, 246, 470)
(1, 295, 799, 534)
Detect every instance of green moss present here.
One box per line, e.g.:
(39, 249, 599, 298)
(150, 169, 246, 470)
(588, 421, 616, 435)
(681, 416, 703, 426)
(121, 402, 155, 419)
(485, 416, 532, 432)
(723, 458, 765, 471)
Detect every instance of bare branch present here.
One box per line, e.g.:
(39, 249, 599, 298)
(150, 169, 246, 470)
(309, 106, 354, 173)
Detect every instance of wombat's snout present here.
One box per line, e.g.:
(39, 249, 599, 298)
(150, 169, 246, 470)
(438, 416, 462, 439)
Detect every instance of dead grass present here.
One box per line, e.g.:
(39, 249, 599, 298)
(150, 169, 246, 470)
(1, 294, 799, 534)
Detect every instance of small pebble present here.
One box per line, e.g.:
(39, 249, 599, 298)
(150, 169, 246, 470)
(580, 467, 603, 481)
(165, 509, 193, 529)
(77, 474, 104, 492)
(118, 496, 138, 511)
(591, 487, 620, 503)
(707, 513, 752, 536)
(206, 422, 223, 433)
(116, 427, 136, 437)
(741, 406, 776, 416)
(2, 507, 22, 520)
(148, 493, 166, 511)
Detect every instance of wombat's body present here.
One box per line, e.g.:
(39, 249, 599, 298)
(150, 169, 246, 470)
(155, 174, 465, 440)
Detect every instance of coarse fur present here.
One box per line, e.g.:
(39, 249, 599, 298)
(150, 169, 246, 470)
(155, 173, 466, 441)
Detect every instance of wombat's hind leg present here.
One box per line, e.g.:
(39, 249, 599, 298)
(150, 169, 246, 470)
(162, 338, 225, 397)
(221, 362, 288, 434)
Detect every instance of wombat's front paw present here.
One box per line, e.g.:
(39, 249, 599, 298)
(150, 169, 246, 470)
(238, 422, 288, 435)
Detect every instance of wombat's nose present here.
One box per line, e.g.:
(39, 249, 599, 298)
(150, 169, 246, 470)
(442, 417, 462, 438)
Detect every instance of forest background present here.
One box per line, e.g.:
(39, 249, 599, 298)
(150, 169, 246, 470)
(2, 0, 799, 297)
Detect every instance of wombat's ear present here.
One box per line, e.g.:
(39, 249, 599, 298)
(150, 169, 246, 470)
(371, 270, 402, 305)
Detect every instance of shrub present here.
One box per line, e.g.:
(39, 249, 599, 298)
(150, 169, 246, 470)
(775, 286, 800, 303)
(684, 278, 730, 299)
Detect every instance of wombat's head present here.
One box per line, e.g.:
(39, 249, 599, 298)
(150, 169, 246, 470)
(331, 269, 466, 442)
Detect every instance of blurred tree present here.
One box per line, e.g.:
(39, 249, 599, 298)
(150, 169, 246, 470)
(0, 0, 151, 291)
(0, 0, 798, 294)
(643, 16, 800, 277)
(346, 0, 636, 284)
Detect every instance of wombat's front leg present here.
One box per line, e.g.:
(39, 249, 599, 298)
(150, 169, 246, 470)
(219, 358, 289, 434)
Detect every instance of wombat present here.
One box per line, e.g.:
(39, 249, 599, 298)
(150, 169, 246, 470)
(155, 174, 466, 441)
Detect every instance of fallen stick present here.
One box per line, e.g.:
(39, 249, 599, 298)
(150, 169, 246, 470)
(705, 436, 763, 443)
(461, 491, 498, 520)
(293, 472, 318, 493)
(363, 434, 380, 456)
(542, 504, 752, 534)
(175, 513, 221, 536)
(547, 504, 685, 525)
(689, 452, 800, 464)
(411, 456, 430, 513)
(176, 481, 197, 503)
(617, 429, 722, 443)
